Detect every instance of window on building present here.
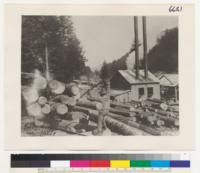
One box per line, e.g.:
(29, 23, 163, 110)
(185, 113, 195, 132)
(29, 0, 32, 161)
(139, 88, 144, 98)
(147, 87, 153, 97)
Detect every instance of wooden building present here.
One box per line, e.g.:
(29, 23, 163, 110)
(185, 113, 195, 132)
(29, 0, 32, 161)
(159, 74, 178, 103)
(110, 69, 160, 102)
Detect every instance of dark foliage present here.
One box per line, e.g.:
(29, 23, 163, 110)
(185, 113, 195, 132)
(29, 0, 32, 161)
(99, 27, 178, 78)
(22, 16, 86, 83)
(100, 61, 110, 80)
(147, 27, 178, 73)
(99, 56, 127, 80)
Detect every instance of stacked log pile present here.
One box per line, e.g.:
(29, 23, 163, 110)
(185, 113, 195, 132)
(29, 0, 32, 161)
(88, 96, 179, 128)
(22, 74, 179, 136)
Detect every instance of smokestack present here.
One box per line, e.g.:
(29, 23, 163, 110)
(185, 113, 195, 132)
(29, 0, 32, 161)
(134, 16, 139, 79)
(142, 16, 148, 79)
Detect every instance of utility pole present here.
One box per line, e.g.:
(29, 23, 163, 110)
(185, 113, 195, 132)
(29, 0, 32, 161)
(45, 44, 50, 81)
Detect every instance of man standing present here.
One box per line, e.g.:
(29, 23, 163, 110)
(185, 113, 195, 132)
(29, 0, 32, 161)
(93, 79, 111, 135)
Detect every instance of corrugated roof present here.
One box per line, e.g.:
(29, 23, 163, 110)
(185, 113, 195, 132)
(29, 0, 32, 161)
(159, 74, 178, 86)
(118, 70, 159, 84)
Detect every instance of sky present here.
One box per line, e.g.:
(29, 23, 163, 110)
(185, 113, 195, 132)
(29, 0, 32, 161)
(72, 16, 178, 70)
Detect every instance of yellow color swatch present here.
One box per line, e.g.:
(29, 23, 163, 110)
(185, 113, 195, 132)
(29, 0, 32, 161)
(110, 160, 130, 168)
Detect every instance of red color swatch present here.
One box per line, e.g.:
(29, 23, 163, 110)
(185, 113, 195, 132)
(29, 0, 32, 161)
(90, 160, 110, 167)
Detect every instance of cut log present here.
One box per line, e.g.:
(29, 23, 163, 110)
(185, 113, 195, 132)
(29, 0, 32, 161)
(145, 99, 168, 111)
(108, 112, 137, 123)
(130, 100, 141, 108)
(147, 116, 156, 125)
(38, 96, 48, 105)
(54, 95, 76, 106)
(66, 83, 80, 96)
(150, 103, 167, 111)
(80, 81, 101, 98)
(160, 103, 168, 111)
(78, 100, 131, 116)
(147, 107, 177, 118)
(174, 120, 179, 127)
(96, 102, 103, 110)
(22, 88, 39, 104)
(156, 120, 165, 127)
(78, 100, 135, 117)
(34, 119, 45, 127)
(158, 115, 179, 128)
(70, 111, 86, 122)
(88, 97, 168, 115)
(41, 104, 51, 114)
(58, 119, 79, 129)
(155, 113, 179, 127)
(26, 102, 43, 118)
(88, 97, 132, 110)
(138, 109, 178, 127)
(163, 111, 178, 119)
(167, 106, 179, 113)
(48, 80, 66, 94)
(110, 101, 131, 110)
(56, 103, 68, 115)
(113, 113, 161, 135)
(73, 106, 147, 135)
(147, 98, 163, 104)
(77, 100, 101, 110)
(110, 101, 142, 114)
(109, 107, 135, 117)
(106, 111, 161, 135)
(73, 93, 81, 100)
(136, 112, 156, 126)
(32, 70, 47, 90)
(123, 120, 161, 135)
(87, 96, 102, 103)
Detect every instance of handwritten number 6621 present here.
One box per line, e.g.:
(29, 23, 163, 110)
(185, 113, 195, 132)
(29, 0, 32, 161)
(169, 6, 183, 12)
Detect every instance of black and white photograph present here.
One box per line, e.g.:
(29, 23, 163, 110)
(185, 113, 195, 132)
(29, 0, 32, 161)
(21, 15, 179, 136)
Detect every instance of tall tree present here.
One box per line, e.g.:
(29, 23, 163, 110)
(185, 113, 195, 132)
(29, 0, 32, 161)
(100, 61, 110, 80)
(22, 16, 86, 83)
(147, 27, 178, 73)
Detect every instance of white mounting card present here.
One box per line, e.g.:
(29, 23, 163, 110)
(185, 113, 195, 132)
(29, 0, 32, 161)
(4, 4, 195, 150)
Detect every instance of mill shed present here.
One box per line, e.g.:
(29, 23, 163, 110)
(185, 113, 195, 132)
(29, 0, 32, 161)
(159, 74, 179, 103)
(110, 70, 160, 102)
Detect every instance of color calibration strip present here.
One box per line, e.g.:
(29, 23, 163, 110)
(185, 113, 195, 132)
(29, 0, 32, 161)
(50, 160, 190, 168)
(11, 154, 190, 169)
